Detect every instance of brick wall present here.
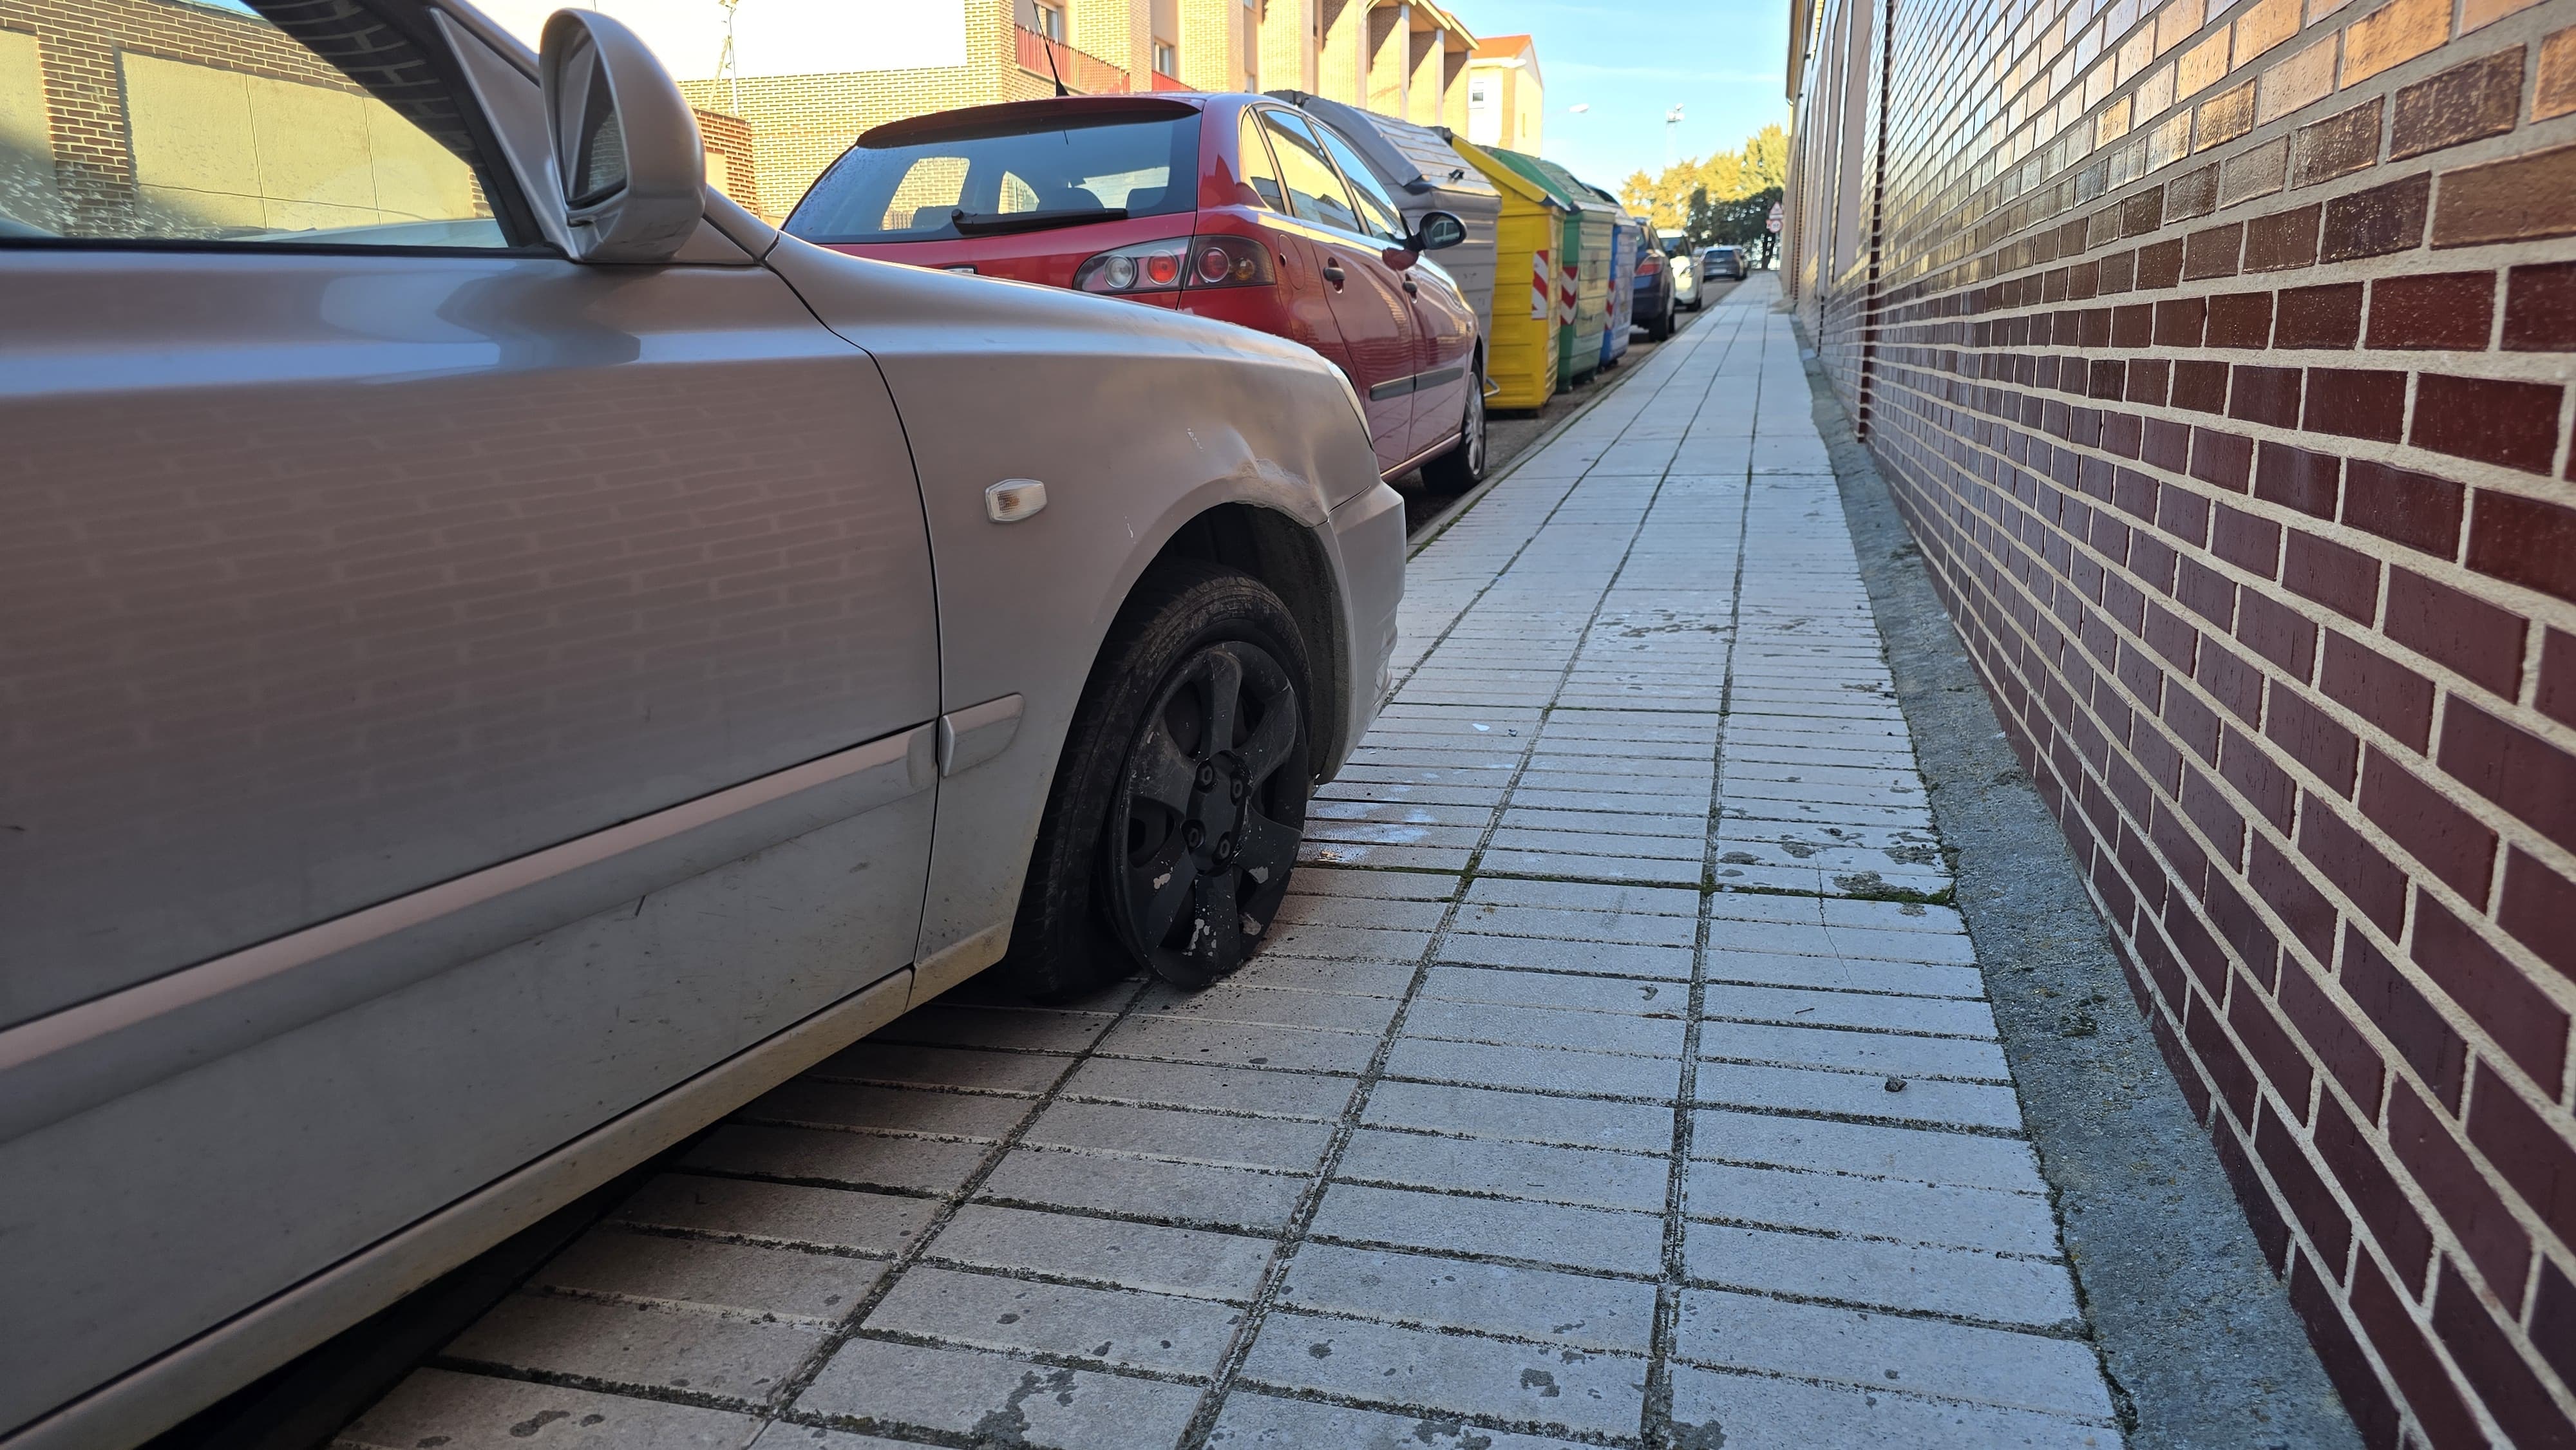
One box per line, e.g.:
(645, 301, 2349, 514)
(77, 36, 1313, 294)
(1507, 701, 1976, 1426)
(1785, 0, 2576, 1442)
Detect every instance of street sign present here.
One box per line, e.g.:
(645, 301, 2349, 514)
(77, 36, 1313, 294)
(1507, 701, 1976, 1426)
(1766, 202, 1784, 233)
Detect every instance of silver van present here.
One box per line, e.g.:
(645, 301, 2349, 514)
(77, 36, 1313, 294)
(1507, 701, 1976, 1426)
(0, 3, 1403, 1442)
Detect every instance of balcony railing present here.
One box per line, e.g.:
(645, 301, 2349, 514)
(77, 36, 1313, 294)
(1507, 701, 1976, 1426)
(1014, 28, 1130, 95)
(1149, 70, 1191, 92)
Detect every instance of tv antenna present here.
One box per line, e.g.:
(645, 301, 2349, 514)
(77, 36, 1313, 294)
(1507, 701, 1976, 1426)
(715, 0, 741, 114)
(1039, 29, 1070, 95)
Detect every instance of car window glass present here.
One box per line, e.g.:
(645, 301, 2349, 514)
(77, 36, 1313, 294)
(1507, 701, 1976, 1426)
(1311, 123, 1406, 243)
(1258, 110, 1359, 236)
(791, 109, 1198, 240)
(1235, 112, 1285, 210)
(1, 0, 513, 246)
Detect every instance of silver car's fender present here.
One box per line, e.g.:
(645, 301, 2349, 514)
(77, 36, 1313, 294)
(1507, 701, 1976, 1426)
(759, 238, 1398, 993)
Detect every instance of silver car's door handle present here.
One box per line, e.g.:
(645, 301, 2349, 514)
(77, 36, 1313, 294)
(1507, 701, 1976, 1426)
(938, 693, 1023, 776)
(1321, 261, 1345, 286)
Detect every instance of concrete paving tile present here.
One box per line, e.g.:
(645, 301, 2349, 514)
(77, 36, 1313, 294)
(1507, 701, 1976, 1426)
(535, 1229, 884, 1321)
(745, 1426, 915, 1450)
(1277, 1243, 1658, 1352)
(1683, 1161, 2060, 1256)
(1384, 1037, 1683, 1100)
(795, 1338, 1200, 1448)
(1438, 932, 1694, 979)
(1362, 1080, 1676, 1155)
(1484, 827, 1704, 861)
(335, 1370, 763, 1450)
(1473, 849, 1702, 885)
(741, 1082, 1028, 1140)
(1419, 965, 1687, 1015)
(927, 1203, 1275, 1301)
(1020, 1100, 1334, 1173)
(873, 1005, 1117, 1055)
(1236, 1310, 1646, 1437)
(808, 1044, 1068, 1096)
(1694, 1061, 2025, 1132)
(1706, 917, 1958, 963)
(1405, 997, 1687, 1057)
(1229, 955, 1419, 997)
(1701, 983, 1998, 1037)
(1665, 1365, 2115, 1449)
(1283, 865, 1462, 900)
(679, 1125, 990, 1196)
(1308, 1183, 1664, 1276)
(444, 1293, 822, 1400)
(1314, 781, 1506, 809)
(865, 1265, 1239, 1375)
(1702, 946, 1985, 998)
(1447, 901, 1699, 947)
(1673, 1288, 2112, 1418)
(1305, 820, 1488, 851)
(1056, 1057, 1359, 1120)
(609, 1176, 936, 1256)
(1337, 1127, 1670, 1212)
(977, 1147, 1310, 1232)
(1302, 841, 1476, 872)
(1463, 877, 1701, 916)
(1094, 1015, 1379, 1074)
(1497, 806, 1704, 838)
(1689, 1108, 2045, 1192)
(1684, 1223, 2079, 1328)
(1269, 894, 1452, 931)
(1132, 981, 1406, 1034)
(1698, 1021, 2012, 1082)
(1204, 1391, 1595, 1449)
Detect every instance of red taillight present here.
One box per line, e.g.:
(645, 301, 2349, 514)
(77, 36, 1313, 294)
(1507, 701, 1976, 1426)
(1636, 253, 1664, 274)
(1075, 233, 1276, 294)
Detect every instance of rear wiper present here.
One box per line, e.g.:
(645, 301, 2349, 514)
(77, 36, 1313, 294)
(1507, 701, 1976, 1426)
(949, 206, 1127, 236)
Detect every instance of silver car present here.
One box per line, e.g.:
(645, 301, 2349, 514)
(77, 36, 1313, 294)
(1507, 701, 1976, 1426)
(0, 3, 1403, 1443)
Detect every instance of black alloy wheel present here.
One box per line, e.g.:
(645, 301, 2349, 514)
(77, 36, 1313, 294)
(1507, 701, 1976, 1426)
(999, 562, 1314, 1001)
(1104, 638, 1306, 986)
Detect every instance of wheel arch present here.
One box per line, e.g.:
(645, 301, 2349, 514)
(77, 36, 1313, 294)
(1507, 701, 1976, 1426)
(1142, 501, 1352, 778)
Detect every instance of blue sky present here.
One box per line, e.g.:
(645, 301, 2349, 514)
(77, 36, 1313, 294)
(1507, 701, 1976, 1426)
(1456, 0, 1792, 187)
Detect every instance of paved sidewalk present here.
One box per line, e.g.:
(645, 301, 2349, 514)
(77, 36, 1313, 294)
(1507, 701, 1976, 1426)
(338, 277, 2121, 1450)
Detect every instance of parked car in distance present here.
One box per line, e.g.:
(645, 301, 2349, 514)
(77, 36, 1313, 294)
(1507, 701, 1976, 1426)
(1700, 244, 1748, 281)
(788, 93, 1490, 491)
(0, 3, 1405, 1444)
(1671, 249, 1703, 311)
(1631, 243, 1676, 341)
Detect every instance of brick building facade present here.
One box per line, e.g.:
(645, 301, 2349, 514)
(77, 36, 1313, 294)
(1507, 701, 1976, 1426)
(1783, 0, 2576, 1440)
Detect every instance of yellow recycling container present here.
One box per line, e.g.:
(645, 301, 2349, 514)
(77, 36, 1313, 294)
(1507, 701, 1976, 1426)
(1443, 135, 1566, 410)
(1486, 147, 1618, 388)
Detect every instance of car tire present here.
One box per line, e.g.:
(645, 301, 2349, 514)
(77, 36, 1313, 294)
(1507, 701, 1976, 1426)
(1420, 366, 1487, 493)
(1001, 561, 1313, 998)
(1647, 303, 1674, 341)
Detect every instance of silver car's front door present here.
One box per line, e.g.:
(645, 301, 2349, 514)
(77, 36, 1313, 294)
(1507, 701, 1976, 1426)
(0, 0, 938, 1427)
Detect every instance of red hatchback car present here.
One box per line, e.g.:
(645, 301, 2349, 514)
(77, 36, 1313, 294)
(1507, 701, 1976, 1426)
(786, 93, 1488, 488)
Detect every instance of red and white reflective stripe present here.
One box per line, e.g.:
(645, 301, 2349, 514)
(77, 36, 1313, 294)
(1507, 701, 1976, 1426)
(1530, 249, 1550, 320)
(1557, 261, 1577, 326)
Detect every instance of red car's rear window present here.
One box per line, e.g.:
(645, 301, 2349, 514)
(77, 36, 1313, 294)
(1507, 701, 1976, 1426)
(788, 108, 1202, 243)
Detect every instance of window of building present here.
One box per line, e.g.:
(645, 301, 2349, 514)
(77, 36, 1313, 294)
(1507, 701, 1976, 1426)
(1, 0, 517, 247)
(1033, 1, 1065, 42)
(1152, 40, 1177, 75)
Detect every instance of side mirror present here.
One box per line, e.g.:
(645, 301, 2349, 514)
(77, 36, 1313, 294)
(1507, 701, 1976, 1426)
(1408, 211, 1468, 252)
(540, 10, 706, 263)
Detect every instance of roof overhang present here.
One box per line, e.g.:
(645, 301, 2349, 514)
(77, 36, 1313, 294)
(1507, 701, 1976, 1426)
(1786, 0, 1812, 99)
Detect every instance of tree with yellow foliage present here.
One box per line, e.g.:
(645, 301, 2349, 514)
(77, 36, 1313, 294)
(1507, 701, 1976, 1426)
(1621, 123, 1789, 235)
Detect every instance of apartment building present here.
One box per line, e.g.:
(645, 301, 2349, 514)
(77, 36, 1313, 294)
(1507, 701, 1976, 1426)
(1783, 0, 2576, 1442)
(469, 0, 1490, 221)
(1466, 31, 1543, 150)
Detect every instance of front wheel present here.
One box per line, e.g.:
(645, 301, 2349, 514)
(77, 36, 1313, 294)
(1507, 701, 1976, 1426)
(1420, 368, 1488, 493)
(1001, 563, 1312, 997)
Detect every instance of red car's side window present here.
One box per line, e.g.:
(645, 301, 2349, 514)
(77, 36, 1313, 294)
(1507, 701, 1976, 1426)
(1236, 113, 1287, 212)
